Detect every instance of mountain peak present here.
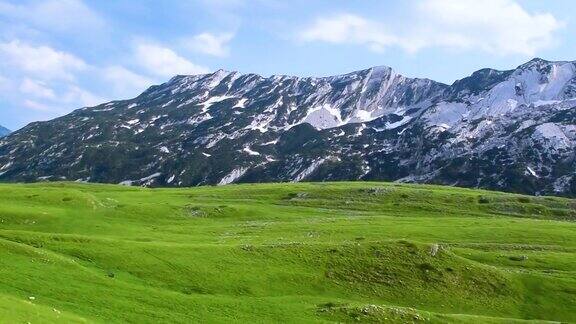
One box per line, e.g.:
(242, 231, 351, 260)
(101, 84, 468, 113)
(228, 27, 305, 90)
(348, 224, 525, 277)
(528, 57, 549, 64)
(0, 125, 10, 138)
(517, 57, 548, 69)
(212, 68, 235, 76)
(368, 65, 393, 72)
(516, 57, 576, 71)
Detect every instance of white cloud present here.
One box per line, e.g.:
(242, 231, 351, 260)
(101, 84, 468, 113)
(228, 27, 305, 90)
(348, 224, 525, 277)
(0, 39, 104, 116)
(0, 0, 106, 34)
(298, 0, 563, 56)
(19, 78, 56, 99)
(0, 40, 87, 80)
(183, 32, 235, 57)
(0, 74, 11, 91)
(299, 14, 396, 52)
(22, 99, 53, 112)
(415, 0, 563, 55)
(102, 65, 155, 98)
(20, 84, 102, 113)
(134, 42, 210, 78)
(61, 85, 104, 107)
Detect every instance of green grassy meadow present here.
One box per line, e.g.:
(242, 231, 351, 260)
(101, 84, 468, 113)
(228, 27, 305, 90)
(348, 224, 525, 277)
(0, 182, 575, 323)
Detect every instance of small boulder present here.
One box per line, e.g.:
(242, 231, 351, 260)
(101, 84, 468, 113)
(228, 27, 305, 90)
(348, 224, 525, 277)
(430, 244, 439, 256)
(509, 255, 528, 261)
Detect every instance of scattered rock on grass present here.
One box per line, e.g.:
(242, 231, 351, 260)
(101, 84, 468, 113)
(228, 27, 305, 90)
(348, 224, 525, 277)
(360, 187, 391, 196)
(430, 244, 439, 257)
(478, 196, 490, 204)
(509, 255, 528, 261)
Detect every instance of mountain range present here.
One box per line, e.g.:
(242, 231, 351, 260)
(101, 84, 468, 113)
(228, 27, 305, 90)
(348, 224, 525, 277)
(0, 58, 575, 195)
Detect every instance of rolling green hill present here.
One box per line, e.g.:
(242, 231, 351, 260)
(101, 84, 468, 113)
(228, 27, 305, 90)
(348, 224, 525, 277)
(0, 182, 574, 323)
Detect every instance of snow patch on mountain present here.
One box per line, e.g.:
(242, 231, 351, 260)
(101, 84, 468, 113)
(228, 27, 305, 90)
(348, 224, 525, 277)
(242, 146, 260, 156)
(198, 95, 235, 112)
(292, 158, 327, 182)
(234, 98, 248, 108)
(218, 168, 248, 185)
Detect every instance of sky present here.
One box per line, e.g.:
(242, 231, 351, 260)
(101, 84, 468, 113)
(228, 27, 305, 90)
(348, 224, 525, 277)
(0, 0, 575, 130)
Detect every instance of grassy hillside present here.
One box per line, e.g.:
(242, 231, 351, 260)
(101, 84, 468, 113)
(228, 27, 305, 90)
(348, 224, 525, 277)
(0, 182, 574, 323)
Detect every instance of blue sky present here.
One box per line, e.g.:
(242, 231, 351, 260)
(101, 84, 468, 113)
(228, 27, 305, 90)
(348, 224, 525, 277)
(0, 0, 574, 130)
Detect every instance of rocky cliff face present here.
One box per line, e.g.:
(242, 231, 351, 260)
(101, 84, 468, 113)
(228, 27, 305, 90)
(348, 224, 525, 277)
(1, 58, 575, 195)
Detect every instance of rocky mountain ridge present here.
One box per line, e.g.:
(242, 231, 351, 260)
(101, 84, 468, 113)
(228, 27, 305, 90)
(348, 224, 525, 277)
(1, 58, 575, 195)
